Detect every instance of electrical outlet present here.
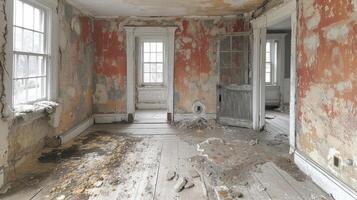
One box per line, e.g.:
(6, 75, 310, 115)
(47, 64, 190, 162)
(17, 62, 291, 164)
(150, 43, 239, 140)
(333, 156, 340, 167)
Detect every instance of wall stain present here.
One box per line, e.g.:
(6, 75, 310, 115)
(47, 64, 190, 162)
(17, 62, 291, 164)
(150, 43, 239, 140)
(93, 16, 248, 114)
(297, 0, 357, 190)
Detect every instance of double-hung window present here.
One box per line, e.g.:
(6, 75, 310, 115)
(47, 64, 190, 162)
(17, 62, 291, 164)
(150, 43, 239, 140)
(142, 42, 164, 84)
(13, 0, 52, 105)
(265, 40, 278, 85)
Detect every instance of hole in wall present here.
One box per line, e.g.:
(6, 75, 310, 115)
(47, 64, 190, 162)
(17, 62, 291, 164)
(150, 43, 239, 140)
(193, 101, 205, 115)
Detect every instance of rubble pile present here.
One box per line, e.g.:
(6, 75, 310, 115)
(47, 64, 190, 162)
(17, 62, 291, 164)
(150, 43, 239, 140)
(174, 117, 217, 130)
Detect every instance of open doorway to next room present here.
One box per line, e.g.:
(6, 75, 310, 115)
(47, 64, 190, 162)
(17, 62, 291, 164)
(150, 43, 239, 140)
(264, 18, 292, 138)
(135, 39, 167, 123)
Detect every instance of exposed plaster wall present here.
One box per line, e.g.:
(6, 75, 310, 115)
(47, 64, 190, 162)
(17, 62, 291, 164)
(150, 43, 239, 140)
(0, 0, 9, 189)
(93, 16, 248, 114)
(297, 0, 357, 191)
(0, 0, 95, 187)
(56, 0, 94, 134)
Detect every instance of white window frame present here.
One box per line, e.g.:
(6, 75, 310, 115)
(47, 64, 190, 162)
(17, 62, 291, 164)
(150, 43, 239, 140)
(7, 0, 58, 109)
(138, 38, 166, 86)
(265, 40, 278, 86)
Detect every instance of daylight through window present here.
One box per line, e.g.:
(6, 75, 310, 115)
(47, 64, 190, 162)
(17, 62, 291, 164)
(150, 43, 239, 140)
(13, 0, 50, 105)
(142, 42, 164, 84)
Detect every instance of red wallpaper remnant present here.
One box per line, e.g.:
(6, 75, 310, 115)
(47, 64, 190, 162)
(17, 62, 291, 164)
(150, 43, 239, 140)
(93, 17, 248, 114)
(297, 0, 357, 190)
(56, 1, 94, 134)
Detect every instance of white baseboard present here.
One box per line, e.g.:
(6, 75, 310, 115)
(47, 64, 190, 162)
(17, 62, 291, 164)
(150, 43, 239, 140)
(294, 151, 357, 200)
(59, 117, 94, 144)
(174, 113, 216, 121)
(93, 114, 128, 124)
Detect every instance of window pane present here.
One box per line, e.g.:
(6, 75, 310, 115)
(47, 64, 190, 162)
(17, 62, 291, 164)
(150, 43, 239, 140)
(220, 52, 231, 68)
(265, 72, 271, 83)
(143, 64, 150, 72)
(15, 0, 23, 26)
(144, 53, 150, 62)
(266, 52, 271, 62)
(33, 32, 44, 53)
(266, 42, 270, 52)
(14, 27, 23, 51)
(29, 56, 45, 76)
(23, 29, 34, 52)
(266, 63, 271, 73)
(156, 42, 163, 52)
(157, 73, 163, 82)
(14, 79, 27, 105)
(14, 54, 27, 78)
(150, 64, 156, 73)
(143, 73, 150, 82)
(144, 43, 150, 52)
(150, 43, 156, 52)
(157, 64, 163, 72)
(26, 77, 45, 102)
(150, 53, 156, 62)
(150, 73, 157, 82)
(23, 3, 34, 30)
(34, 8, 44, 32)
(157, 53, 163, 62)
(220, 37, 231, 51)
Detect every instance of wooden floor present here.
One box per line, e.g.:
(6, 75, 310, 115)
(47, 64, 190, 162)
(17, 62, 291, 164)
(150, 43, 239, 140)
(86, 121, 328, 200)
(2, 112, 329, 200)
(134, 110, 167, 123)
(87, 123, 208, 200)
(265, 110, 290, 135)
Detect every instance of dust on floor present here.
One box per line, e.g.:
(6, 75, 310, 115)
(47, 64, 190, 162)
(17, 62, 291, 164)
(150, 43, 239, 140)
(1, 118, 330, 200)
(0, 131, 138, 200)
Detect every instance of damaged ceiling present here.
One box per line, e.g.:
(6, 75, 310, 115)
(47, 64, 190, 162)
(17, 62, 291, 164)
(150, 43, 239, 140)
(67, 0, 264, 17)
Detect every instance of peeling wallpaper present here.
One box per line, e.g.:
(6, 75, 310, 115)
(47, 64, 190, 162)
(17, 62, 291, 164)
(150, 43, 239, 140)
(56, 0, 94, 134)
(297, 0, 357, 190)
(93, 17, 248, 114)
(0, 0, 9, 186)
(0, 0, 95, 185)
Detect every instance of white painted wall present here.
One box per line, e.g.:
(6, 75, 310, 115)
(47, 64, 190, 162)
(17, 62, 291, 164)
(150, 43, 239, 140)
(283, 78, 290, 104)
(265, 85, 280, 106)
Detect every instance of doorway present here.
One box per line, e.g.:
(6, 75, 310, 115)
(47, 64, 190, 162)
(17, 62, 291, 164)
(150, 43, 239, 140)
(135, 39, 167, 123)
(264, 20, 292, 139)
(251, 0, 297, 152)
(124, 27, 177, 123)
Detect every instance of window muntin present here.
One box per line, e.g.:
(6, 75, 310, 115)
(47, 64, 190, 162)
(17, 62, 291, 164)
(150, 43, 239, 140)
(13, 0, 50, 105)
(142, 42, 164, 84)
(265, 41, 278, 85)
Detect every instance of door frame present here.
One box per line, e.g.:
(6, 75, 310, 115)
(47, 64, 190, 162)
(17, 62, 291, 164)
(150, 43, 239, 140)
(251, 0, 297, 153)
(124, 26, 177, 122)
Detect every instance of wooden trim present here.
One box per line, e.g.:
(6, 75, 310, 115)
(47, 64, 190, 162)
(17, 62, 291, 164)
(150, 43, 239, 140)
(124, 27, 177, 120)
(251, 0, 297, 152)
(93, 113, 128, 124)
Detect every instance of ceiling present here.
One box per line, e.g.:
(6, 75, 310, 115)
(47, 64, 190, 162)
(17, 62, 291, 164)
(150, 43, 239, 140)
(268, 18, 291, 30)
(67, 0, 263, 17)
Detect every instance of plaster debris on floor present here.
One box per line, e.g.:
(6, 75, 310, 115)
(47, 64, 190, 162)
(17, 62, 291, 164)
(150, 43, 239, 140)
(0, 120, 331, 200)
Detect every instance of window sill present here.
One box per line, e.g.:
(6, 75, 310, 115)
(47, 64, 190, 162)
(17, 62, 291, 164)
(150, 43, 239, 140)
(13, 101, 59, 125)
